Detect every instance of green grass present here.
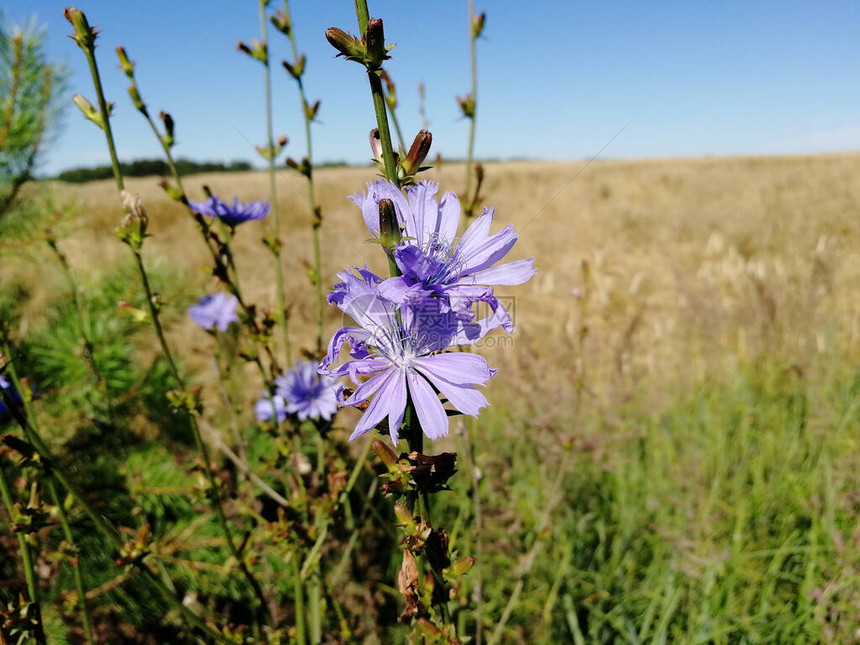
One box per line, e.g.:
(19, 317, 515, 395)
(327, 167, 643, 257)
(463, 353, 860, 643)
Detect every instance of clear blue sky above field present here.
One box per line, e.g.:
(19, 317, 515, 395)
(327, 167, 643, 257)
(8, 1, 860, 175)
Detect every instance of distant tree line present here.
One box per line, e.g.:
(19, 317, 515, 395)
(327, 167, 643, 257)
(56, 158, 253, 183)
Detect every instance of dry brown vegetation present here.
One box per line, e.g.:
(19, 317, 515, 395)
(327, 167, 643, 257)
(11, 153, 858, 424)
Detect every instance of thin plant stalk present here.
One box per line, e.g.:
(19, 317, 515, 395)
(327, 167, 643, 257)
(353, 1, 399, 186)
(294, 563, 307, 645)
(463, 0, 478, 200)
(461, 418, 484, 644)
(0, 460, 47, 645)
(79, 47, 123, 192)
(258, 0, 292, 365)
(281, 0, 325, 354)
(48, 478, 95, 645)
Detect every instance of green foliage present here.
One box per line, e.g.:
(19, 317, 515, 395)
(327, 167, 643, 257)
(55, 158, 253, 183)
(0, 15, 64, 217)
(470, 354, 860, 644)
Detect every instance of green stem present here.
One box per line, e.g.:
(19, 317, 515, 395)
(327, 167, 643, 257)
(463, 417, 484, 645)
(308, 575, 322, 645)
(0, 461, 47, 644)
(282, 0, 325, 355)
(368, 71, 399, 185)
(48, 478, 95, 645)
(81, 46, 123, 192)
(386, 98, 406, 151)
(259, 0, 292, 365)
(464, 0, 478, 200)
(294, 558, 307, 645)
(353, 0, 399, 184)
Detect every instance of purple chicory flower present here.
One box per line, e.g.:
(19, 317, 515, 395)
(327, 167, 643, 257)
(254, 361, 338, 423)
(273, 360, 339, 421)
(320, 267, 505, 444)
(254, 393, 288, 423)
(349, 180, 536, 331)
(188, 293, 239, 332)
(188, 195, 270, 227)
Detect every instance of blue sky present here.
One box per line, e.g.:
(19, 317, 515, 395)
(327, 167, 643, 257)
(8, 1, 860, 176)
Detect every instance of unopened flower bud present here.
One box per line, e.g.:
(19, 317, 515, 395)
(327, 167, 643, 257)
(304, 100, 320, 122)
(159, 111, 174, 147)
(372, 439, 399, 471)
(64, 7, 98, 51)
(369, 129, 383, 164)
(127, 84, 146, 114)
(116, 46, 134, 76)
(277, 135, 288, 148)
(238, 39, 268, 64)
(457, 94, 475, 118)
(400, 130, 432, 178)
(378, 198, 401, 250)
(270, 9, 291, 36)
(393, 502, 413, 528)
(364, 18, 390, 70)
(450, 556, 475, 576)
(416, 618, 443, 637)
(471, 12, 486, 40)
(72, 93, 104, 128)
(325, 27, 366, 64)
(157, 178, 182, 201)
(282, 54, 305, 79)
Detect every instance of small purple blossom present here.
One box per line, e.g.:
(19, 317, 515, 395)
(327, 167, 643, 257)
(188, 195, 270, 227)
(254, 393, 288, 423)
(254, 361, 338, 423)
(188, 293, 239, 332)
(349, 180, 536, 330)
(320, 267, 505, 444)
(274, 360, 339, 421)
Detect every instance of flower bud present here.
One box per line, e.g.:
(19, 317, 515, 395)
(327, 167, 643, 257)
(372, 439, 399, 471)
(369, 128, 383, 163)
(450, 556, 475, 576)
(270, 9, 291, 36)
(364, 18, 390, 70)
(157, 178, 182, 201)
(238, 39, 268, 64)
(325, 27, 366, 63)
(457, 93, 476, 118)
(400, 130, 432, 179)
(378, 198, 401, 251)
(116, 46, 134, 77)
(471, 12, 486, 40)
(64, 7, 98, 51)
(72, 93, 104, 129)
(127, 84, 146, 114)
(393, 502, 414, 528)
(304, 99, 320, 123)
(282, 54, 306, 79)
(159, 111, 174, 148)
